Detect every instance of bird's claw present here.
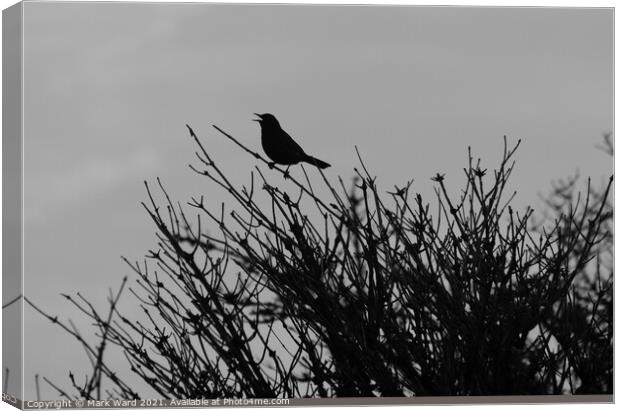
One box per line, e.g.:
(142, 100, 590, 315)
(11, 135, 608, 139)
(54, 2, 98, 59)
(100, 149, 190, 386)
(268, 162, 275, 169)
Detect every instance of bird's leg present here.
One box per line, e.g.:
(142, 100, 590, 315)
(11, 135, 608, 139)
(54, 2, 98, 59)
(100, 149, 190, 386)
(283, 165, 291, 179)
(268, 162, 275, 169)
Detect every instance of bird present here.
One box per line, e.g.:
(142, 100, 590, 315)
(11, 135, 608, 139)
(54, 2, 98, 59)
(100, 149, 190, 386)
(253, 113, 331, 170)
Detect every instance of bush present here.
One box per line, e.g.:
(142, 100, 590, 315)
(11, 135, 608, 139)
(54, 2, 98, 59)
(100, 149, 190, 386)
(30, 126, 613, 399)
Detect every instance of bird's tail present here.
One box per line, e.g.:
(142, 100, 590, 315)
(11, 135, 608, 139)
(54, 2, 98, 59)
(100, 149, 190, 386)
(304, 155, 331, 169)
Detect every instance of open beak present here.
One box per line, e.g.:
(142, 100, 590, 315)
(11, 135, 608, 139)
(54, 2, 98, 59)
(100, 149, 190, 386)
(252, 113, 262, 122)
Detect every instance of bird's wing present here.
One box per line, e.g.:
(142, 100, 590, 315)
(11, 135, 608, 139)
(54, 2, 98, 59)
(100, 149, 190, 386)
(281, 130, 307, 156)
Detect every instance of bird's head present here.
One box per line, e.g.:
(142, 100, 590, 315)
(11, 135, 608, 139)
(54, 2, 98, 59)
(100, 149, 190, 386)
(253, 113, 280, 129)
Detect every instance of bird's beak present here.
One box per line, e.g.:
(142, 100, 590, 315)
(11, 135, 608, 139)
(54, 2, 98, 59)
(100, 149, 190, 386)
(252, 113, 262, 122)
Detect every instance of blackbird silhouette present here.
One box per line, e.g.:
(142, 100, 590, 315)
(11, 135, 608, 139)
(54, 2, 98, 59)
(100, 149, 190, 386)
(253, 113, 331, 169)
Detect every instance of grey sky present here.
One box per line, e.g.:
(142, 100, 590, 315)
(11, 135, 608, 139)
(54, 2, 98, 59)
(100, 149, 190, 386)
(14, 2, 612, 399)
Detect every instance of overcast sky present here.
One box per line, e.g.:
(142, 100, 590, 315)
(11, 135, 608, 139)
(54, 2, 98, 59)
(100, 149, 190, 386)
(8, 2, 613, 399)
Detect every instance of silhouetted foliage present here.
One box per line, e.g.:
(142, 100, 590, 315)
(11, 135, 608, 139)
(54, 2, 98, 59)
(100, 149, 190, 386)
(31, 127, 613, 399)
